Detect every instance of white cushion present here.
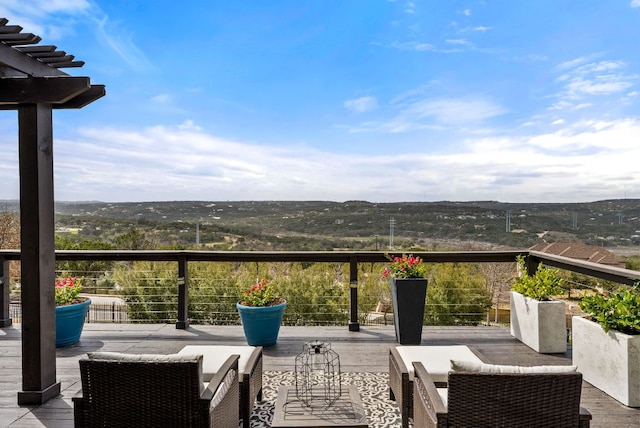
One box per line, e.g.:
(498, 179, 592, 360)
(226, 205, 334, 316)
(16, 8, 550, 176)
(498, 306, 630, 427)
(178, 345, 258, 381)
(395, 345, 483, 383)
(87, 351, 202, 363)
(437, 388, 448, 408)
(450, 359, 578, 374)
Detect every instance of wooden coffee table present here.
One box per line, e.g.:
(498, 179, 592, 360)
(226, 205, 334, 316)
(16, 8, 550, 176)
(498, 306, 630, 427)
(272, 385, 369, 427)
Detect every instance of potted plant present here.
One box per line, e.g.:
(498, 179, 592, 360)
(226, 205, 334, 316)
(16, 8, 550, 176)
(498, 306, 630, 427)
(510, 255, 566, 353)
(573, 284, 640, 407)
(55, 276, 91, 347)
(236, 279, 287, 346)
(382, 254, 428, 345)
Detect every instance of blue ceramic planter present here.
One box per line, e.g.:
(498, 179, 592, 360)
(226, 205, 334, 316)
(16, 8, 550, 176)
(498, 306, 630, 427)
(237, 300, 287, 346)
(55, 298, 91, 347)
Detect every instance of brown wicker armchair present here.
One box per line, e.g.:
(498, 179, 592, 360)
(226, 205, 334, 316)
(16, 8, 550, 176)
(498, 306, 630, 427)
(389, 345, 486, 428)
(412, 361, 592, 428)
(73, 352, 240, 428)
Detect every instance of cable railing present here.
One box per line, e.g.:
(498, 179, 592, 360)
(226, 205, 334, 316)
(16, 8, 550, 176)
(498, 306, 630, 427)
(2, 249, 639, 330)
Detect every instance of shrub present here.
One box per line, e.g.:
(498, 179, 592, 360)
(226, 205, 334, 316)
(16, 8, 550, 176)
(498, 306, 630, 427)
(511, 255, 563, 300)
(579, 284, 640, 335)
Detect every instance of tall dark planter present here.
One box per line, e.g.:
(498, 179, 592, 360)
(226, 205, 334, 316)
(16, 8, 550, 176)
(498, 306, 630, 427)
(390, 278, 428, 345)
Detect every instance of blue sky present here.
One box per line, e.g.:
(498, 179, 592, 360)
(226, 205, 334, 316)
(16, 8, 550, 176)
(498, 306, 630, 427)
(2, 1, 640, 203)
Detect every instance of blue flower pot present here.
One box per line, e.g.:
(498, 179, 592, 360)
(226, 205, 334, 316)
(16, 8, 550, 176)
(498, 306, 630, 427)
(55, 298, 91, 347)
(237, 300, 287, 346)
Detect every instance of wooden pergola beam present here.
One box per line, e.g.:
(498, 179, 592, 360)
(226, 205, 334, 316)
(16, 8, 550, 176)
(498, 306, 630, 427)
(0, 76, 92, 105)
(54, 84, 106, 109)
(0, 43, 68, 77)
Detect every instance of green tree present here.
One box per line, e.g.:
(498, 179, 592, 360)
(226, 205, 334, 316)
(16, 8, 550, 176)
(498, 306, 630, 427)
(424, 263, 492, 326)
(114, 228, 153, 250)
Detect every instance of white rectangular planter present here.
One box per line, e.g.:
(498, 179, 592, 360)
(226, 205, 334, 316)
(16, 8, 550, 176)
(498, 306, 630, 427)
(510, 291, 567, 353)
(572, 316, 640, 407)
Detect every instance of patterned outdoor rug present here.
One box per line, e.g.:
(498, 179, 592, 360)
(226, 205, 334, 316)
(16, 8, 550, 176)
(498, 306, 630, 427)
(249, 371, 402, 427)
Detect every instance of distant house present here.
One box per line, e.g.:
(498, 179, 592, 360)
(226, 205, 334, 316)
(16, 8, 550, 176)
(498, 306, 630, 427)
(529, 242, 626, 268)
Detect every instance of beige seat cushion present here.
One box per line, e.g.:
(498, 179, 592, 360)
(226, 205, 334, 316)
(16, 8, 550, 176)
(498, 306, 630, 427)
(178, 345, 259, 381)
(450, 359, 578, 373)
(88, 351, 202, 362)
(437, 388, 448, 408)
(395, 345, 482, 383)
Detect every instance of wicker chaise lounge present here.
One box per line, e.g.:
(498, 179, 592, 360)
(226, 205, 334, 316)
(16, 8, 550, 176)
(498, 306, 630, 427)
(412, 361, 592, 428)
(73, 352, 240, 427)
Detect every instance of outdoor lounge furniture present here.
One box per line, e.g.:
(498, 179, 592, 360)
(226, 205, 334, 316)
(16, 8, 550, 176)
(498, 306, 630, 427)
(389, 345, 485, 428)
(178, 345, 263, 428)
(412, 361, 592, 428)
(73, 352, 239, 427)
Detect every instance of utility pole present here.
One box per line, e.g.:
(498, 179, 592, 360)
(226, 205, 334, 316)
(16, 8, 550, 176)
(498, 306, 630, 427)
(389, 217, 395, 247)
(196, 221, 200, 246)
(505, 210, 511, 232)
(572, 213, 578, 230)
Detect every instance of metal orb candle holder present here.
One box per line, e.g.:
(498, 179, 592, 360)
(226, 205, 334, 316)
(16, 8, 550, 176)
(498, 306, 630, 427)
(294, 340, 342, 407)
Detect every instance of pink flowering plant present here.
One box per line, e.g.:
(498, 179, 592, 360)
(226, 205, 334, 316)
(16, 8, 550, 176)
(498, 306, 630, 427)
(55, 276, 84, 306)
(381, 254, 427, 279)
(240, 279, 284, 307)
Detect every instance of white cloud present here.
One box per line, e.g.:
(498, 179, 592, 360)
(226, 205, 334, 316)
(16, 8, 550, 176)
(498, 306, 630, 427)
(94, 16, 153, 72)
(151, 94, 171, 104)
(394, 96, 507, 127)
(3, 117, 640, 202)
(0, 0, 92, 40)
(552, 59, 638, 110)
(459, 26, 493, 33)
(446, 39, 471, 46)
(631, 0, 640, 8)
(389, 41, 434, 51)
(344, 97, 379, 113)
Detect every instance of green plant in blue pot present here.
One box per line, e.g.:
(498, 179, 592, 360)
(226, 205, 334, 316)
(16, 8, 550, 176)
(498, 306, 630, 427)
(237, 279, 286, 346)
(55, 276, 91, 347)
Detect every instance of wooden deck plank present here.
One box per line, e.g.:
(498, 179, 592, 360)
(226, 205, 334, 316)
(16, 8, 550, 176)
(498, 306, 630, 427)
(0, 323, 638, 427)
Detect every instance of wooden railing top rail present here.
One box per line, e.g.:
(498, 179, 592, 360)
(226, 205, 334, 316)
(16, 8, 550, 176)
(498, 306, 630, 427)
(0, 249, 524, 262)
(2, 248, 639, 285)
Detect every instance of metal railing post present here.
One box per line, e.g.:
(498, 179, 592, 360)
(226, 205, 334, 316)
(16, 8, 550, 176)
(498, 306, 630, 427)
(176, 255, 189, 329)
(349, 256, 360, 331)
(1, 257, 12, 327)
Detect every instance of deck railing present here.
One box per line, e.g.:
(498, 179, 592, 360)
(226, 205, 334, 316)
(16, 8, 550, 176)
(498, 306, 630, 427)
(2, 249, 639, 330)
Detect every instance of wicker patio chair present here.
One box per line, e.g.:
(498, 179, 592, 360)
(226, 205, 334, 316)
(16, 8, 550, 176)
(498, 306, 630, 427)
(178, 345, 263, 428)
(73, 352, 240, 428)
(389, 345, 486, 428)
(412, 361, 592, 428)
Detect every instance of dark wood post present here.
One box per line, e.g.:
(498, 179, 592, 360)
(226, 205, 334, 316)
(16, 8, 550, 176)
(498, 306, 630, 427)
(17, 103, 61, 404)
(0, 256, 11, 327)
(176, 255, 189, 329)
(524, 254, 539, 277)
(348, 256, 360, 331)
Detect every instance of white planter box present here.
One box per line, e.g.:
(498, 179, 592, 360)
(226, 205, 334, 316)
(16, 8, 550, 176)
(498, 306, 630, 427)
(510, 291, 567, 353)
(572, 316, 640, 407)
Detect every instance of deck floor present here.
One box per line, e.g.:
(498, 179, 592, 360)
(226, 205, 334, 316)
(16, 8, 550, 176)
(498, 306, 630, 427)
(1, 323, 638, 427)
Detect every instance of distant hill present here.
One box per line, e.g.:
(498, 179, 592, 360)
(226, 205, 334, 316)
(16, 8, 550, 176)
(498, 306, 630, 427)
(4, 199, 625, 251)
